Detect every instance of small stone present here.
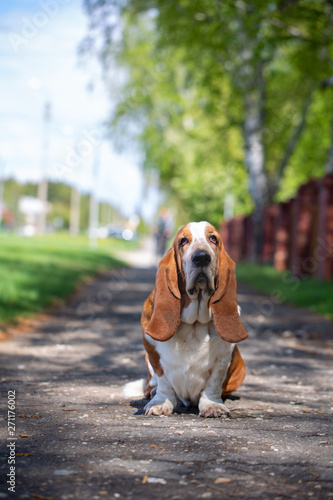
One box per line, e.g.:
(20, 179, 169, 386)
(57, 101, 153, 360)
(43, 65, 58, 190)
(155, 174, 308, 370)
(146, 477, 167, 485)
(54, 470, 78, 476)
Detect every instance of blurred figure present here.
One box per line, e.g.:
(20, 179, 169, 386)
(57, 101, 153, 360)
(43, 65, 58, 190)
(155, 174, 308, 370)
(155, 208, 173, 258)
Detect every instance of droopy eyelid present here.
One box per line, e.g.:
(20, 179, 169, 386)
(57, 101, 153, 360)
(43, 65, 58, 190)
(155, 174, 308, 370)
(179, 236, 189, 247)
(209, 234, 218, 244)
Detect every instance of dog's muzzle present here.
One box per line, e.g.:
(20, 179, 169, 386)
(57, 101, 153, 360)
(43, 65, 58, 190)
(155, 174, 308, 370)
(188, 250, 214, 295)
(191, 250, 211, 267)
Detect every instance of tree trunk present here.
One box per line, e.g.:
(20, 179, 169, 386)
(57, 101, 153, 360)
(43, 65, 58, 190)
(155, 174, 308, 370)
(243, 69, 270, 261)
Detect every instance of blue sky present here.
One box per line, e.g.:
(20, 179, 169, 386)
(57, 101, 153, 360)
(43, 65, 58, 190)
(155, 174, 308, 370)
(0, 0, 159, 218)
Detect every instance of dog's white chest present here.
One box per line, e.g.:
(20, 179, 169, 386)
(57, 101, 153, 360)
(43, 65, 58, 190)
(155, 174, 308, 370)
(155, 321, 234, 405)
(181, 296, 212, 324)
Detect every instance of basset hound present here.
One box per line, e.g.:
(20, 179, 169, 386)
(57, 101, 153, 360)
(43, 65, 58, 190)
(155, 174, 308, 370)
(141, 221, 248, 418)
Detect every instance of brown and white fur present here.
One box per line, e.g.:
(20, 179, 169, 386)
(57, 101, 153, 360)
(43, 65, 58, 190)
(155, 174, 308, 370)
(141, 221, 248, 418)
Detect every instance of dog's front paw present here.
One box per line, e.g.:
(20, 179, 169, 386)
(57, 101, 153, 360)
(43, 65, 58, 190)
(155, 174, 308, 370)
(199, 400, 230, 418)
(144, 399, 174, 416)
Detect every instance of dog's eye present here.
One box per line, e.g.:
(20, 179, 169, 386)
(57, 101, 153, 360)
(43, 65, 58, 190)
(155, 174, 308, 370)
(209, 235, 218, 245)
(180, 237, 189, 247)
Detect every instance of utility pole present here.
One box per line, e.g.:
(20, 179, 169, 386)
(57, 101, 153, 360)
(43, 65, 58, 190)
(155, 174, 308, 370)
(69, 186, 80, 236)
(38, 101, 51, 234)
(0, 181, 3, 229)
(89, 144, 101, 249)
(101, 202, 109, 226)
(0, 154, 5, 229)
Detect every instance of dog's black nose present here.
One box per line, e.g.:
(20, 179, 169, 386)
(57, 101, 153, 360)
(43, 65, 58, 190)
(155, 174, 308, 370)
(191, 250, 211, 267)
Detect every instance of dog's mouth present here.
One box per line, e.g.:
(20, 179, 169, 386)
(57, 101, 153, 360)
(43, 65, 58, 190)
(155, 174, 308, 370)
(188, 272, 214, 296)
(196, 272, 207, 286)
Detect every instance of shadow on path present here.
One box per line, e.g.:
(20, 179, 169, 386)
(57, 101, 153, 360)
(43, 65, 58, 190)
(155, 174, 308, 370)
(0, 265, 332, 499)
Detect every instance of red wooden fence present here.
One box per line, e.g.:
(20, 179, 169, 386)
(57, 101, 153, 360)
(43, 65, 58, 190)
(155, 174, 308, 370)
(220, 173, 333, 281)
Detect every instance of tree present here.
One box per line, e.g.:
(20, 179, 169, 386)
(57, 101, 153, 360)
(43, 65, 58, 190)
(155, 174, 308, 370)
(82, 0, 333, 256)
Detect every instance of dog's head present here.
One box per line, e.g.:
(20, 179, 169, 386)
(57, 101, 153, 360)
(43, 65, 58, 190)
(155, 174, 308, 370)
(145, 221, 248, 344)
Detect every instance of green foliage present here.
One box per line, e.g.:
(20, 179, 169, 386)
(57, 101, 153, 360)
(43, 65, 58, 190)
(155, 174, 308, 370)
(1, 178, 122, 231)
(83, 0, 333, 224)
(276, 88, 333, 201)
(0, 233, 129, 324)
(2, 179, 37, 225)
(98, 10, 254, 224)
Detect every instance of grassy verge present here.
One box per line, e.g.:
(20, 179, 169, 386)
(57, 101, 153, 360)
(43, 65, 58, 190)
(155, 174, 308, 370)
(0, 233, 137, 325)
(236, 262, 333, 321)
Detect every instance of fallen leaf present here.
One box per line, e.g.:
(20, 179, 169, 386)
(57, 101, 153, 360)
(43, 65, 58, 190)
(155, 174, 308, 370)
(19, 414, 41, 418)
(300, 409, 325, 415)
(175, 431, 184, 435)
(150, 445, 167, 449)
(142, 475, 148, 484)
(121, 403, 131, 406)
(19, 434, 28, 438)
(16, 453, 35, 457)
(62, 409, 76, 412)
(214, 478, 232, 484)
(30, 494, 53, 500)
(309, 471, 319, 478)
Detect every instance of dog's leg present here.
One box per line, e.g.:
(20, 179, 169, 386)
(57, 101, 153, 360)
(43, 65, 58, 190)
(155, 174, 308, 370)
(144, 375, 177, 416)
(145, 355, 157, 398)
(198, 349, 233, 418)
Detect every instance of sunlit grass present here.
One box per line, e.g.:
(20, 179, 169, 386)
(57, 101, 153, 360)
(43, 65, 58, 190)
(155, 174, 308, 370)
(0, 233, 136, 324)
(236, 262, 333, 321)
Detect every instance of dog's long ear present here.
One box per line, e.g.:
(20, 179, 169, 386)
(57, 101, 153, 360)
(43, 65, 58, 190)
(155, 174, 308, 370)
(145, 245, 181, 342)
(210, 245, 248, 343)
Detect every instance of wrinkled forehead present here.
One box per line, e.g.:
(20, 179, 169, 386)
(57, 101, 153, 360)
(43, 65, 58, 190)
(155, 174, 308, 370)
(175, 221, 218, 247)
(188, 221, 216, 243)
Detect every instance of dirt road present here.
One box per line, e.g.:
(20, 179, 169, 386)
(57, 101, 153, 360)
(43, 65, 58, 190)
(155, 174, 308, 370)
(0, 259, 332, 499)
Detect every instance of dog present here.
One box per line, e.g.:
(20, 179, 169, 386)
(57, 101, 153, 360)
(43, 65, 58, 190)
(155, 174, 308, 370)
(141, 221, 248, 417)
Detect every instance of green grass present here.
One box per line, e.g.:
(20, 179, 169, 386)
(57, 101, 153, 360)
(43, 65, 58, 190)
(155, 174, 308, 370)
(236, 263, 333, 320)
(0, 233, 136, 325)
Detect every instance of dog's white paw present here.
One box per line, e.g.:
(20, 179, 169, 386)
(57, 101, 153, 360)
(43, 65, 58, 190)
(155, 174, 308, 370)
(199, 401, 230, 418)
(144, 399, 174, 416)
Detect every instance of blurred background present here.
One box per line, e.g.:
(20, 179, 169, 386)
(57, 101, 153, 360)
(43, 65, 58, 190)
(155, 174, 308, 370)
(1, 0, 333, 325)
(0, 0, 162, 241)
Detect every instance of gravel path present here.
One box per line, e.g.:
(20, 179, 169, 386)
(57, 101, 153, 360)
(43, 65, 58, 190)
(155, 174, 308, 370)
(0, 258, 333, 499)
